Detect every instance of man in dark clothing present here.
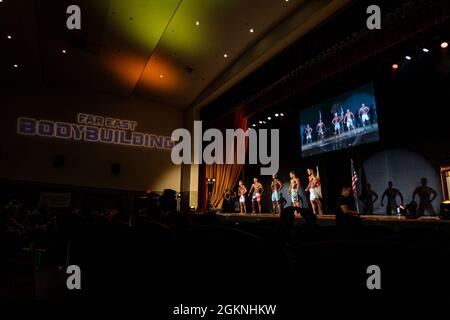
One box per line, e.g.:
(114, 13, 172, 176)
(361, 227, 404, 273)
(336, 187, 362, 227)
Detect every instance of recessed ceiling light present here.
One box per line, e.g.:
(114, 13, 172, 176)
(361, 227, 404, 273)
(280, 113, 284, 117)
(250, 28, 254, 33)
(275, 113, 279, 117)
(441, 42, 448, 49)
(195, 21, 200, 26)
(259, 121, 263, 124)
(224, 54, 228, 58)
(62, 49, 67, 54)
(422, 48, 429, 53)
(267, 116, 271, 120)
(405, 55, 411, 60)
(13, 64, 18, 68)
(252, 124, 256, 127)
(7, 35, 12, 39)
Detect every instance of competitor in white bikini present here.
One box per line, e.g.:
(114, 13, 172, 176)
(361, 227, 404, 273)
(305, 124, 313, 144)
(316, 119, 325, 141)
(332, 113, 342, 135)
(343, 109, 355, 131)
(238, 180, 247, 214)
(358, 103, 370, 128)
(306, 168, 323, 216)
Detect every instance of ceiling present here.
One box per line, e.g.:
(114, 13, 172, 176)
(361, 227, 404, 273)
(0, 0, 350, 109)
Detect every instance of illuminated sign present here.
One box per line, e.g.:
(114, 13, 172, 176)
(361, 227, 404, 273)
(17, 113, 173, 150)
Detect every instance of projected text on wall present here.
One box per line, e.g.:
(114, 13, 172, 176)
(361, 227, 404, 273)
(17, 113, 173, 150)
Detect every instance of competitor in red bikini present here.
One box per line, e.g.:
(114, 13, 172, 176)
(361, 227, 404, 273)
(249, 177, 264, 213)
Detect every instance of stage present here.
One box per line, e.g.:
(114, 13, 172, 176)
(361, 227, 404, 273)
(217, 213, 450, 231)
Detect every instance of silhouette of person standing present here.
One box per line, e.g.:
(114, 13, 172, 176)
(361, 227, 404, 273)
(360, 183, 379, 214)
(381, 181, 404, 215)
(412, 178, 438, 216)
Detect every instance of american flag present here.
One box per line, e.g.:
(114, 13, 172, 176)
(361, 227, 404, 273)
(351, 159, 359, 197)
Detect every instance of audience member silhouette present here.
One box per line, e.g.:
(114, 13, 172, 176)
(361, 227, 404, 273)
(412, 178, 438, 216)
(381, 181, 404, 215)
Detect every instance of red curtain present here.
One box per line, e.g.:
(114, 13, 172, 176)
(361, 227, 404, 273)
(200, 107, 248, 211)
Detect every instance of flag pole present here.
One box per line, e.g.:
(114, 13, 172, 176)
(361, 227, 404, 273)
(351, 158, 360, 213)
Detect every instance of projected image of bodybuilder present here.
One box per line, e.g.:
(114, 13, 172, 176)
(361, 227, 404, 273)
(300, 83, 380, 157)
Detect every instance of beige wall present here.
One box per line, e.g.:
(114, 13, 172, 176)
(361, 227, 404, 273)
(0, 86, 183, 192)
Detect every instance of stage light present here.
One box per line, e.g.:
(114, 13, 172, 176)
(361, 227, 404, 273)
(212, 178, 216, 182)
(405, 55, 411, 60)
(160, 74, 164, 78)
(392, 63, 399, 70)
(262, 121, 266, 124)
(422, 48, 429, 53)
(62, 49, 67, 54)
(7, 35, 12, 39)
(252, 124, 256, 127)
(280, 113, 284, 117)
(275, 113, 279, 117)
(259, 121, 263, 124)
(223, 54, 228, 58)
(441, 42, 448, 49)
(267, 116, 271, 120)
(13, 64, 18, 68)
(250, 28, 254, 33)
(195, 21, 200, 26)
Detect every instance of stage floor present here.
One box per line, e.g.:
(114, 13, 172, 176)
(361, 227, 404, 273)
(217, 213, 450, 229)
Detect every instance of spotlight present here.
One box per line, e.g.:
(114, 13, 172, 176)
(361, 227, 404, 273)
(252, 124, 256, 127)
(392, 63, 399, 70)
(223, 54, 228, 58)
(262, 121, 266, 124)
(250, 28, 254, 33)
(422, 48, 429, 53)
(212, 178, 216, 182)
(280, 113, 284, 117)
(267, 116, 271, 120)
(405, 55, 411, 60)
(13, 64, 18, 68)
(441, 42, 448, 49)
(7, 35, 12, 39)
(275, 113, 279, 117)
(195, 21, 200, 26)
(62, 49, 67, 54)
(259, 121, 263, 124)
(160, 74, 164, 78)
